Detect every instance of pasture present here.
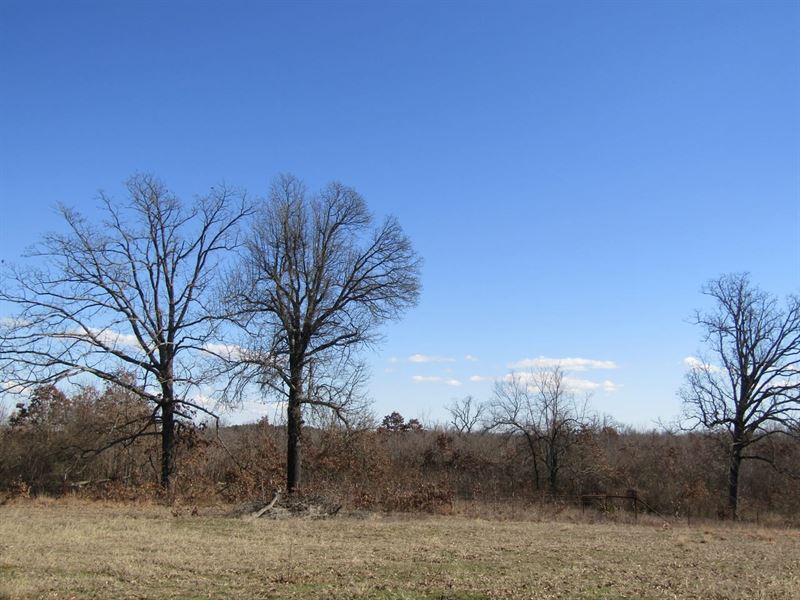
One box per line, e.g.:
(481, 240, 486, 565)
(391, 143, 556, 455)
(1, 500, 798, 599)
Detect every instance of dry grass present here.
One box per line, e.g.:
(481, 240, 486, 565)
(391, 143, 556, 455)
(1, 498, 798, 599)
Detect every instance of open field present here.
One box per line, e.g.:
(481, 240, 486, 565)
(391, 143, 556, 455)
(1, 500, 798, 599)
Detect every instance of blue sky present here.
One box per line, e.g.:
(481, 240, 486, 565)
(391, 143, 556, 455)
(1, 0, 798, 428)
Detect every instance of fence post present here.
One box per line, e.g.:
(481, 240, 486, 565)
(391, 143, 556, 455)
(626, 488, 638, 523)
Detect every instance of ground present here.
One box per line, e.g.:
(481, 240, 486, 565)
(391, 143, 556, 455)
(0, 500, 798, 599)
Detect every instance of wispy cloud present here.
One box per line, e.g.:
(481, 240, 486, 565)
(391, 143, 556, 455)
(192, 394, 216, 408)
(464, 354, 479, 362)
(565, 377, 621, 393)
(408, 354, 456, 364)
(0, 317, 32, 328)
(683, 356, 722, 373)
(469, 375, 490, 382)
(412, 375, 462, 386)
(84, 328, 142, 349)
(66, 328, 244, 360)
(510, 356, 618, 371)
(203, 342, 242, 360)
(0, 380, 18, 392)
(504, 371, 621, 394)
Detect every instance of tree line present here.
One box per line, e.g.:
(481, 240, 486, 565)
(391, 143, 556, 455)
(0, 173, 421, 495)
(2, 387, 799, 521)
(0, 174, 798, 520)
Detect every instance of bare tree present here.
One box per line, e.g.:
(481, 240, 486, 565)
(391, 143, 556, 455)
(223, 175, 421, 493)
(681, 273, 800, 518)
(488, 366, 591, 493)
(0, 174, 251, 490)
(447, 395, 486, 434)
(488, 371, 542, 490)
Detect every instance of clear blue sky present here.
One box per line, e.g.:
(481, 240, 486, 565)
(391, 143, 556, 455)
(1, 0, 798, 428)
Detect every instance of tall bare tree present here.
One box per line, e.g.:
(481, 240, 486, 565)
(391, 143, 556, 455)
(0, 174, 251, 490)
(224, 174, 421, 494)
(488, 366, 591, 493)
(447, 395, 486, 435)
(681, 273, 800, 518)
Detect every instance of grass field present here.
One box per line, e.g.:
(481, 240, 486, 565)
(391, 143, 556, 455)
(1, 500, 798, 599)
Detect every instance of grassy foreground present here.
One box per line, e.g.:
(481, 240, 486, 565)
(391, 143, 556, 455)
(1, 500, 798, 599)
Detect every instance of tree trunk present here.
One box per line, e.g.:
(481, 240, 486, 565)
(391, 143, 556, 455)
(159, 361, 177, 492)
(523, 433, 540, 492)
(160, 399, 175, 491)
(728, 440, 742, 519)
(548, 453, 558, 494)
(286, 362, 303, 494)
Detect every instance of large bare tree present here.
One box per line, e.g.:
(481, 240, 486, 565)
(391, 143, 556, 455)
(488, 366, 591, 493)
(224, 174, 421, 494)
(447, 395, 486, 435)
(0, 174, 251, 490)
(681, 273, 800, 518)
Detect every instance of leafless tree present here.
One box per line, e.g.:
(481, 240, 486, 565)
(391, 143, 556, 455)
(447, 395, 486, 434)
(223, 175, 421, 493)
(0, 174, 251, 490)
(488, 366, 591, 493)
(681, 273, 800, 518)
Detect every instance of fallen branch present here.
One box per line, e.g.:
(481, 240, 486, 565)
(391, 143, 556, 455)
(249, 490, 281, 520)
(65, 478, 112, 490)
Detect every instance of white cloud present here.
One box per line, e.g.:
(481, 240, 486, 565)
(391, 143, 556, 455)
(469, 375, 489, 382)
(0, 317, 32, 328)
(0, 380, 19, 392)
(464, 354, 479, 362)
(683, 356, 722, 373)
(408, 354, 455, 364)
(191, 394, 216, 408)
(684, 356, 703, 369)
(509, 356, 618, 371)
(72, 329, 253, 365)
(602, 380, 622, 393)
(504, 371, 621, 394)
(564, 377, 622, 393)
(89, 328, 142, 349)
(2, 323, 144, 351)
(203, 342, 242, 360)
(412, 375, 462, 386)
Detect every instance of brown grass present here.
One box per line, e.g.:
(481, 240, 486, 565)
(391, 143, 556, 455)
(1, 498, 798, 599)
